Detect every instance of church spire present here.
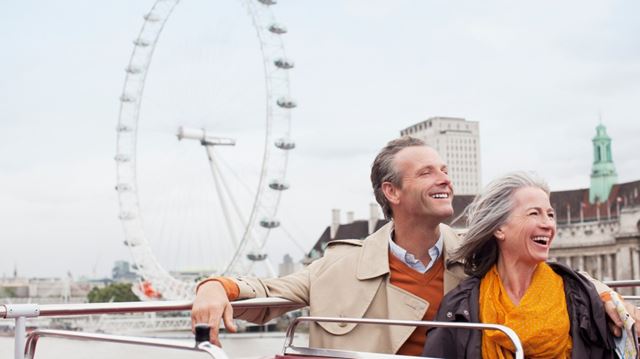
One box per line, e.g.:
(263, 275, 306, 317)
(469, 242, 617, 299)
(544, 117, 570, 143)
(589, 122, 617, 203)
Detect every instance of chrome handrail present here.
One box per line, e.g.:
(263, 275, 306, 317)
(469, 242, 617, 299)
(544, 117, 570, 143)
(2, 298, 304, 359)
(283, 316, 524, 359)
(0, 297, 302, 319)
(604, 280, 640, 288)
(24, 329, 228, 359)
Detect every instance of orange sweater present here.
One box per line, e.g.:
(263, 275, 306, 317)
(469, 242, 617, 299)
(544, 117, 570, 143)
(389, 252, 444, 356)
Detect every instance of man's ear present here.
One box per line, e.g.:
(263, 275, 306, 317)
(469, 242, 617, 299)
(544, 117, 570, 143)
(381, 182, 400, 206)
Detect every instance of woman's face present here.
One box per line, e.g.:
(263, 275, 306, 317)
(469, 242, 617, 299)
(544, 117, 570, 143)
(495, 186, 556, 265)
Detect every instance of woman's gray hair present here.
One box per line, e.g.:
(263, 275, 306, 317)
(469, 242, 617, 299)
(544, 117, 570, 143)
(451, 171, 550, 277)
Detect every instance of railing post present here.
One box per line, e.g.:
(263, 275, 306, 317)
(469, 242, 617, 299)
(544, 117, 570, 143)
(2, 304, 40, 359)
(15, 316, 26, 359)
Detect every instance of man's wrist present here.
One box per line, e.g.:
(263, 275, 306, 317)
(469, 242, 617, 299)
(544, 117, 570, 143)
(196, 277, 240, 300)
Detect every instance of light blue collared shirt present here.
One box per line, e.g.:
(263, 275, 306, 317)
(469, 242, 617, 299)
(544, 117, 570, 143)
(389, 230, 444, 274)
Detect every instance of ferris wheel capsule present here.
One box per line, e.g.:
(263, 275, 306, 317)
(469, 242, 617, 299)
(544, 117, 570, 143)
(119, 211, 136, 220)
(114, 154, 131, 162)
(124, 239, 141, 247)
(115, 183, 132, 192)
(120, 94, 136, 103)
(133, 38, 150, 47)
(274, 58, 294, 69)
(259, 218, 280, 228)
(268, 23, 287, 34)
(144, 12, 161, 22)
(116, 124, 133, 133)
(125, 65, 143, 74)
(274, 138, 295, 150)
(269, 179, 289, 190)
(277, 96, 297, 109)
(247, 253, 268, 261)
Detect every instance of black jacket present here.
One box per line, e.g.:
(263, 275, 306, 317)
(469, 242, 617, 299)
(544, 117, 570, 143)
(422, 262, 614, 358)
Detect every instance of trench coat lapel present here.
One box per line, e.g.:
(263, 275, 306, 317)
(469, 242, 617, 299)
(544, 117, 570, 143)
(356, 222, 428, 352)
(356, 222, 392, 280)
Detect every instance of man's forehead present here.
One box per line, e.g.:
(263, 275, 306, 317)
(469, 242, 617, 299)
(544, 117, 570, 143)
(394, 145, 445, 168)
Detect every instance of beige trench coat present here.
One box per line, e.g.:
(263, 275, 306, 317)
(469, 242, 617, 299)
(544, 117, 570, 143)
(229, 222, 467, 354)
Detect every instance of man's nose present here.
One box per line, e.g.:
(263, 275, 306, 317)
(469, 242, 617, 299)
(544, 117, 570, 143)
(436, 170, 451, 186)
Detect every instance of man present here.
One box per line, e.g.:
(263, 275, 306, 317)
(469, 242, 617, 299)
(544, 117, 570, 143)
(192, 136, 636, 355)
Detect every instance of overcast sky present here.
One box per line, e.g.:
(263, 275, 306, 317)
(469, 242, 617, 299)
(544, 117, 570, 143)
(2, 0, 639, 279)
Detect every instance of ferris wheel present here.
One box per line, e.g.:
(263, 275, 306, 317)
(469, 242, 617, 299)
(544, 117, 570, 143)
(115, 0, 296, 300)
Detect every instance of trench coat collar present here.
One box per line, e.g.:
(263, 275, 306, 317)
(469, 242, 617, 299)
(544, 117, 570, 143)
(356, 222, 393, 280)
(356, 221, 464, 281)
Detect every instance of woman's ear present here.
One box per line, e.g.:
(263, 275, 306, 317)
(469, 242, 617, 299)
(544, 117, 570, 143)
(494, 228, 505, 241)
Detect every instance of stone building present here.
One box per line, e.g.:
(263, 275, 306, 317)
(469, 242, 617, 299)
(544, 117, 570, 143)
(548, 124, 640, 293)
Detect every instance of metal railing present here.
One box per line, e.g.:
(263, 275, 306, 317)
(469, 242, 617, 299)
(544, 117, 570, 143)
(283, 316, 524, 359)
(7, 283, 636, 359)
(23, 329, 228, 359)
(604, 280, 640, 288)
(0, 297, 301, 318)
(0, 298, 303, 359)
(1, 298, 524, 359)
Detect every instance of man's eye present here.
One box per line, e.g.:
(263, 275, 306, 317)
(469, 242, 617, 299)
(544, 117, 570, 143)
(548, 213, 555, 219)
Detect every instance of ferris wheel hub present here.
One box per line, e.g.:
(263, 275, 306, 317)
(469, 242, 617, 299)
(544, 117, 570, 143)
(176, 126, 236, 146)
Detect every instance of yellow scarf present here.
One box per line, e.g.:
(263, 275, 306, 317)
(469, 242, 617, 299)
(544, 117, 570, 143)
(479, 263, 572, 359)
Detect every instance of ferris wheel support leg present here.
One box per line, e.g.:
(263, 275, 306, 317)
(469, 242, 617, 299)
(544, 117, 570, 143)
(208, 152, 248, 229)
(204, 145, 240, 248)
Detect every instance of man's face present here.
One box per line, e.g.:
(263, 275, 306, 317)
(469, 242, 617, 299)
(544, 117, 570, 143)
(389, 146, 454, 223)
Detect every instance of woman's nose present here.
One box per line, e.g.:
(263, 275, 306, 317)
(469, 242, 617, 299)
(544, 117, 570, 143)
(540, 213, 555, 227)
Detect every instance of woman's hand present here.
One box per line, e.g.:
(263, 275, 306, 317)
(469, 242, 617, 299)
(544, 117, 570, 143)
(603, 295, 640, 337)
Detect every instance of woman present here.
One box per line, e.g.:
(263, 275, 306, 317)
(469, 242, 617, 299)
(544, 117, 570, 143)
(423, 172, 615, 358)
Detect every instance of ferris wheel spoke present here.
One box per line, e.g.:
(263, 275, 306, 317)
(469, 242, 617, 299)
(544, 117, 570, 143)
(204, 145, 241, 249)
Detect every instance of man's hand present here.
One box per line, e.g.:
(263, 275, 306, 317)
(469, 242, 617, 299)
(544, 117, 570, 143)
(603, 296, 640, 337)
(191, 281, 237, 347)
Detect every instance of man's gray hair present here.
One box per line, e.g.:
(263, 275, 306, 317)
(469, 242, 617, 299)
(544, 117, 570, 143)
(452, 171, 550, 277)
(370, 136, 426, 219)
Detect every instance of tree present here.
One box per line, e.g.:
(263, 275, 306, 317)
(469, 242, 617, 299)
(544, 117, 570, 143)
(87, 282, 139, 303)
(0, 287, 17, 298)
